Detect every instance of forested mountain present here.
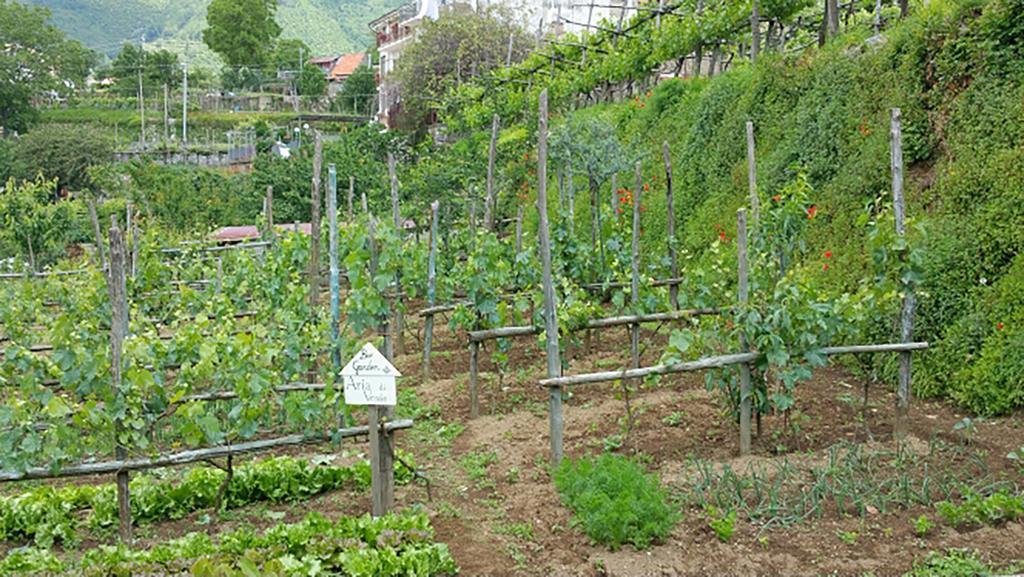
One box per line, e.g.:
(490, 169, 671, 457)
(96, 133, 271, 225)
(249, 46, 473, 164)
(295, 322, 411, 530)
(26, 0, 402, 64)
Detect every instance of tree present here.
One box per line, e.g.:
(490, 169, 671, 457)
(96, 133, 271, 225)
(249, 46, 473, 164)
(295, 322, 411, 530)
(268, 39, 310, 74)
(203, 0, 281, 68)
(334, 65, 377, 116)
(0, 0, 95, 136)
(0, 177, 65, 270)
(393, 6, 531, 131)
(298, 64, 327, 99)
(108, 45, 180, 96)
(16, 124, 113, 195)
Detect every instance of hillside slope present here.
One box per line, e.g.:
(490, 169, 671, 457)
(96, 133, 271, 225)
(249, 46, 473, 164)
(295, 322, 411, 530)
(600, 0, 1024, 415)
(27, 0, 402, 64)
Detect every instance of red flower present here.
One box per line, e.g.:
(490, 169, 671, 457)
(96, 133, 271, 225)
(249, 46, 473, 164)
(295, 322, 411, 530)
(807, 205, 818, 219)
(643, 183, 650, 192)
(719, 231, 727, 242)
(772, 194, 781, 202)
(823, 263, 830, 271)
(523, 153, 530, 161)
(997, 322, 1005, 331)
(824, 250, 832, 259)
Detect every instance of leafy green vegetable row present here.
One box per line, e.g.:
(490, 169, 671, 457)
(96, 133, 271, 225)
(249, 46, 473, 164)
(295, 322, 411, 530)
(0, 455, 416, 547)
(0, 510, 457, 576)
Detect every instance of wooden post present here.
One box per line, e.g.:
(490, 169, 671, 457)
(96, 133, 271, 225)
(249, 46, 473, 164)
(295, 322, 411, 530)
(567, 170, 575, 235)
(368, 404, 394, 516)
(388, 152, 405, 357)
(88, 199, 105, 271)
(469, 341, 480, 418)
(264, 186, 274, 239)
(131, 210, 139, 281)
(746, 121, 759, 227)
(558, 168, 566, 213)
(423, 201, 440, 381)
(663, 142, 679, 310)
(328, 165, 343, 412)
(361, 191, 369, 215)
(631, 161, 642, 371)
(125, 203, 133, 277)
(215, 258, 223, 293)
(348, 176, 355, 222)
(610, 173, 619, 214)
(469, 197, 477, 244)
(515, 204, 524, 254)
(485, 114, 499, 232)
(537, 90, 564, 466)
(891, 108, 915, 439)
(310, 133, 323, 309)
(737, 209, 752, 455)
(751, 0, 761, 62)
(106, 217, 131, 544)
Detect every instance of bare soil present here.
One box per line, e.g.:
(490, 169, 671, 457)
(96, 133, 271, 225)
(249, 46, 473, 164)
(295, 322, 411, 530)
(385, 311, 1024, 577)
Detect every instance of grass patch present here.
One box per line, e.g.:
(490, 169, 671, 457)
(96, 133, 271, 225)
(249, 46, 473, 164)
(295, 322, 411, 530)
(554, 453, 678, 550)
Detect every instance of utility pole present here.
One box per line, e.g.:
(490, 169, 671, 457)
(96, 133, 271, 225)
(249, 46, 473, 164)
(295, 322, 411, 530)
(296, 47, 303, 112)
(182, 38, 189, 148)
(163, 83, 169, 144)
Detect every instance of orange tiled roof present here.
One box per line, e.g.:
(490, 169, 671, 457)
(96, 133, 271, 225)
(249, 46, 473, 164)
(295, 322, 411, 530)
(329, 53, 366, 81)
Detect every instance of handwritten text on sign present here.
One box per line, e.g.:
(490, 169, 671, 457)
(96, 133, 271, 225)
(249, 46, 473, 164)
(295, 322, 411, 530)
(341, 343, 400, 406)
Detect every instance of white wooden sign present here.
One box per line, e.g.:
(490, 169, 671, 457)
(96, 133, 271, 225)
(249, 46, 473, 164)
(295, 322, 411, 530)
(341, 343, 400, 406)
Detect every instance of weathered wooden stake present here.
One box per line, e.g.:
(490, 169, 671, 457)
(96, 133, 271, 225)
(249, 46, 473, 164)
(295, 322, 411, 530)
(368, 404, 394, 516)
(310, 132, 323, 309)
(663, 142, 679, 310)
(469, 341, 480, 418)
(215, 258, 223, 293)
(88, 199, 105, 271)
(631, 162, 642, 372)
(537, 90, 564, 466)
(328, 164, 345, 424)
(348, 176, 355, 222)
(388, 152, 405, 357)
(485, 114, 499, 232)
(361, 191, 369, 215)
(558, 168, 566, 213)
(891, 108, 915, 439)
(567, 170, 575, 235)
(746, 121, 760, 228)
(125, 204, 133, 277)
(515, 204, 524, 254)
(737, 209, 752, 455)
(106, 217, 131, 544)
(423, 201, 440, 381)
(264, 186, 275, 239)
(610, 173, 619, 214)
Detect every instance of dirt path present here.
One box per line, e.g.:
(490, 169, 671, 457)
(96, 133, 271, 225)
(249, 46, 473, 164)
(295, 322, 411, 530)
(390, 312, 1024, 576)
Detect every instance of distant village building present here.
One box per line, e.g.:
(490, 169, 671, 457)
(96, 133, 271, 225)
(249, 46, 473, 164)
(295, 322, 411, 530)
(307, 52, 371, 97)
(369, 0, 630, 127)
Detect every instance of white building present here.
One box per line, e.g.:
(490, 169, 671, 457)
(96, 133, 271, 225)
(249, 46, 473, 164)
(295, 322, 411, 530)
(370, 0, 632, 126)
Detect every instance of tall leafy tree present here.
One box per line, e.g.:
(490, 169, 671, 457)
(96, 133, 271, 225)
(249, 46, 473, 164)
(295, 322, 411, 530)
(0, 0, 95, 135)
(334, 65, 377, 115)
(203, 0, 281, 68)
(393, 6, 531, 131)
(108, 45, 180, 96)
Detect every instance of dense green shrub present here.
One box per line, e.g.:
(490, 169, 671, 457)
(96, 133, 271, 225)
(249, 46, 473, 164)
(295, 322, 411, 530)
(554, 453, 678, 550)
